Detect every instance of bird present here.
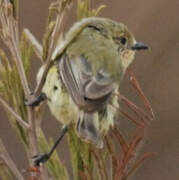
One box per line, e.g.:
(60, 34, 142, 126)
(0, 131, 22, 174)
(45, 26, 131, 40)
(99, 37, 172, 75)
(34, 17, 148, 165)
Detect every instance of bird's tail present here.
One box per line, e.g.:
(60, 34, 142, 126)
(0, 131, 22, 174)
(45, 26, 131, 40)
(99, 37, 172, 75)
(76, 112, 104, 148)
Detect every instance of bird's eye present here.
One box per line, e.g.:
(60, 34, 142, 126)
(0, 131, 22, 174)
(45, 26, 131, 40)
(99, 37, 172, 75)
(119, 37, 127, 45)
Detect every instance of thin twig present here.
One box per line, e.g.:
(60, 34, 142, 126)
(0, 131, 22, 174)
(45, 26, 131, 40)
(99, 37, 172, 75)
(112, 127, 129, 154)
(24, 28, 43, 62)
(111, 103, 143, 127)
(123, 128, 144, 167)
(0, 2, 48, 177)
(0, 95, 29, 129)
(127, 68, 155, 120)
(34, 0, 71, 98)
(91, 149, 106, 180)
(1, 1, 39, 154)
(113, 149, 126, 180)
(9, 19, 31, 97)
(0, 139, 24, 180)
(122, 152, 155, 180)
(0, 2, 31, 97)
(119, 94, 151, 124)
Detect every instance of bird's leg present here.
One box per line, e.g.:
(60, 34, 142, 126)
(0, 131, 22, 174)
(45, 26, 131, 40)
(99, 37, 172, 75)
(25, 92, 47, 106)
(32, 125, 68, 167)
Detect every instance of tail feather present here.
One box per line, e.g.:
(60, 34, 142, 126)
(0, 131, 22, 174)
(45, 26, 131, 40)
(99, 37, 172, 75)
(76, 112, 104, 148)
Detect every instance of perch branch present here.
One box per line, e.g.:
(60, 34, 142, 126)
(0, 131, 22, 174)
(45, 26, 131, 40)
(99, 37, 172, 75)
(0, 0, 41, 167)
(34, 0, 71, 98)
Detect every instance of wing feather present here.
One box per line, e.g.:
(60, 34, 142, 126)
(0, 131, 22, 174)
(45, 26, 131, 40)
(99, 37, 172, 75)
(58, 54, 115, 112)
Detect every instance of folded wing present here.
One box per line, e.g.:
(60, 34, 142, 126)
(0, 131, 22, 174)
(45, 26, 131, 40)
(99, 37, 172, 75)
(58, 54, 115, 147)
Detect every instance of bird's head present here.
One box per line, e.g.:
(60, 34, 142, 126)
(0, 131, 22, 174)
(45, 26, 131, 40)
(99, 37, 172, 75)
(84, 18, 148, 71)
(53, 17, 148, 72)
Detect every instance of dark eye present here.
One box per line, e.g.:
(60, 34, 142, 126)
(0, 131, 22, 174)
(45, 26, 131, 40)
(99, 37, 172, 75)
(53, 86, 58, 91)
(120, 37, 127, 45)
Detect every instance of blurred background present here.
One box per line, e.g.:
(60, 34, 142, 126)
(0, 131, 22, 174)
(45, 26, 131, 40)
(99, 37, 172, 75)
(0, 0, 179, 179)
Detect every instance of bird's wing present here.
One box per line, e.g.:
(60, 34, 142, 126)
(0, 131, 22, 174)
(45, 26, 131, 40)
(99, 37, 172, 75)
(58, 54, 115, 147)
(58, 54, 115, 112)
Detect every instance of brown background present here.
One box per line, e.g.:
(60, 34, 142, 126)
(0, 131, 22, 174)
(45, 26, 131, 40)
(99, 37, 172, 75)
(0, 0, 179, 179)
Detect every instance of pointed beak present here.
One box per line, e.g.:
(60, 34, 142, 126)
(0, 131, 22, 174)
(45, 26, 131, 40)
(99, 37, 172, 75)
(131, 42, 149, 51)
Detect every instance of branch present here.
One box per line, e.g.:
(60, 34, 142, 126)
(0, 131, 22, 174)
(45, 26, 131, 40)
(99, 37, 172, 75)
(24, 28, 43, 62)
(120, 94, 151, 124)
(115, 93, 151, 125)
(33, 0, 72, 98)
(9, 21, 31, 97)
(127, 68, 155, 120)
(0, 96, 29, 129)
(0, 1, 31, 97)
(123, 152, 155, 180)
(0, 139, 24, 180)
(0, 1, 41, 170)
(111, 103, 143, 127)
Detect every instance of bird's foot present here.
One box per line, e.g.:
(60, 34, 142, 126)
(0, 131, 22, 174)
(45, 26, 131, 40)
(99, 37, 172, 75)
(32, 153, 50, 167)
(25, 93, 47, 107)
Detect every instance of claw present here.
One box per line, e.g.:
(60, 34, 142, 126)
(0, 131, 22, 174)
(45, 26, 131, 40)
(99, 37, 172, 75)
(32, 153, 50, 167)
(25, 93, 47, 107)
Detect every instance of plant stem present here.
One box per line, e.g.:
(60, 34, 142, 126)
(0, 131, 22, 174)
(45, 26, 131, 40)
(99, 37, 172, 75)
(9, 20, 31, 98)
(34, 0, 71, 98)
(0, 139, 24, 180)
(0, 95, 29, 129)
(24, 28, 43, 62)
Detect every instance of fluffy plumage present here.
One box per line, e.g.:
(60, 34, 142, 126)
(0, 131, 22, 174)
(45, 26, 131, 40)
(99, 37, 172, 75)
(37, 17, 148, 148)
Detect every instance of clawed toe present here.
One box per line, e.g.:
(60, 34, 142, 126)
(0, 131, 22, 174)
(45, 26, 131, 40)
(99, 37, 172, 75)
(32, 153, 49, 167)
(25, 93, 47, 107)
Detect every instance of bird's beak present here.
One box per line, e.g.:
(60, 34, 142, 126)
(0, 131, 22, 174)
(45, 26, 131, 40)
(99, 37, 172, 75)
(131, 42, 149, 51)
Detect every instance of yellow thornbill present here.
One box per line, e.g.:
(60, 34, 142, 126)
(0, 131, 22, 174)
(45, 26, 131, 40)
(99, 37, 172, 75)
(32, 17, 148, 165)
